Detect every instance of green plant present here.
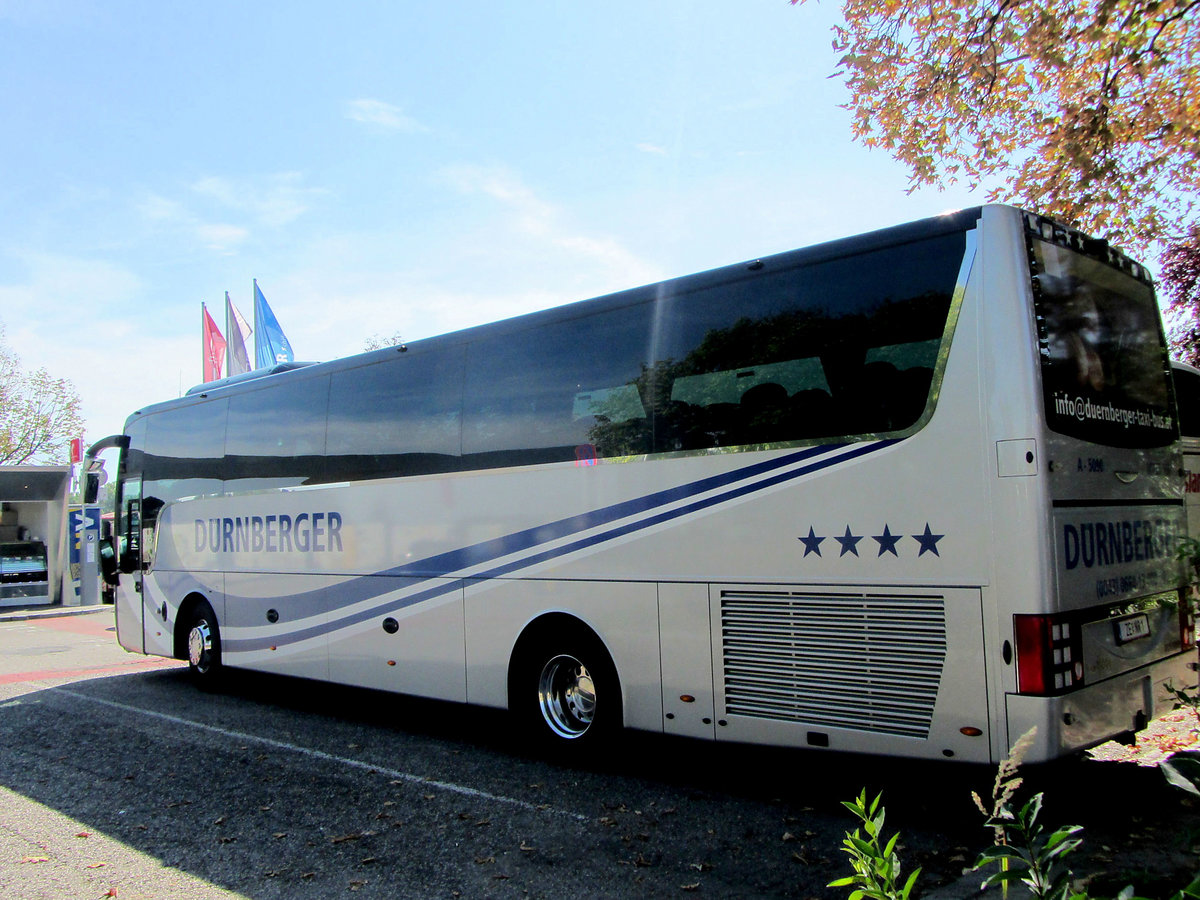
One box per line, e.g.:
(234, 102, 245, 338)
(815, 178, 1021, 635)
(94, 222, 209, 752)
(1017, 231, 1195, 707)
(1175, 535, 1200, 578)
(971, 729, 1086, 900)
(1163, 755, 1200, 798)
(827, 789, 920, 900)
(971, 729, 1200, 900)
(828, 724, 1200, 900)
(974, 792, 1084, 900)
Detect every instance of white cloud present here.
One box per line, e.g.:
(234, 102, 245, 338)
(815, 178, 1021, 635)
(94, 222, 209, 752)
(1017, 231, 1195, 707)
(437, 164, 662, 288)
(226, 167, 673, 378)
(137, 193, 188, 222)
(190, 172, 326, 228)
(345, 99, 428, 133)
(195, 223, 249, 253)
(440, 164, 555, 235)
(636, 143, 669, 156)
(133, 174, 328, 254)
(0, 251, 140, 321)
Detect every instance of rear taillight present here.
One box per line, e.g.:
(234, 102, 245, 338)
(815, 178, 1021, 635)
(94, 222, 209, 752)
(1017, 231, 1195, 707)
(1180, 590, 1196, 651)
(1014, 613, 1085, 696)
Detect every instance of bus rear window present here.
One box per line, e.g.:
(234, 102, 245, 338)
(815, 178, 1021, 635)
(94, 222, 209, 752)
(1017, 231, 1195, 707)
(1032, 238, 1175, 448)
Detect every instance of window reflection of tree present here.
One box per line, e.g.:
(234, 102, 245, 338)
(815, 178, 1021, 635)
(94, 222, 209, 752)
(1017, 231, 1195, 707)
(588, 290, 950, 457)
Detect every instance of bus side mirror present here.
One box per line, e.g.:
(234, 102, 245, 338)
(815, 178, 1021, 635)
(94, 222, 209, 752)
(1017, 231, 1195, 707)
(99, 538, 119, 585)
(83, 464, 107, 504)
(84, 472, 100, 504)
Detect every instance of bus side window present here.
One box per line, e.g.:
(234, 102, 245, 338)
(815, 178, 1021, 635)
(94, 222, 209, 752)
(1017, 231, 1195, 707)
(120, 493, 140, 574)
(327, 348, 463, 481)
(1173, 365, 1200, 438)
(463, 306, 653, 467)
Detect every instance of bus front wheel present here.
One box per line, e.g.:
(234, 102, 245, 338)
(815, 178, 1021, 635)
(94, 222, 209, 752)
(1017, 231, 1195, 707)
(185, 601, 223, 687)
(511, 624, 622, 752)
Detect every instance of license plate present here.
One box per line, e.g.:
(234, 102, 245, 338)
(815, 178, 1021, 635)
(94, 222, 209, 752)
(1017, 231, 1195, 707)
(1114, 613, 1151, 645)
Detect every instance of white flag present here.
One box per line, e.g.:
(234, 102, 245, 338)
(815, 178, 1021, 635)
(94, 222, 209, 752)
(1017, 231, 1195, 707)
(225, 291, 253, 376)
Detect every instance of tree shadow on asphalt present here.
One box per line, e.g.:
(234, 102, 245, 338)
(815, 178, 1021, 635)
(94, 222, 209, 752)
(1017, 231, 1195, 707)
(119, 665, 1190, 837)
(24, 667, 1200, 899)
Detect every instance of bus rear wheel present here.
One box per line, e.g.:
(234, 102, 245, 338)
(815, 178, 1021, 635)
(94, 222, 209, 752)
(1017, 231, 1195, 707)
(512, 624, 621, 752)
(185, 601, 223, 687)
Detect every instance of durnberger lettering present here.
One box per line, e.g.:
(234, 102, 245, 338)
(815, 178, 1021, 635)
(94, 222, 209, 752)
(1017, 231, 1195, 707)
(1062, 517, 1173, 570)
(194, 512, 344, 553)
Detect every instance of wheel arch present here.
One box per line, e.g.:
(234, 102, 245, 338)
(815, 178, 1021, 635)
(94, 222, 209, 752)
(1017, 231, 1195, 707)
(506, 611, 625, 722)
(173, 592, 214, 661)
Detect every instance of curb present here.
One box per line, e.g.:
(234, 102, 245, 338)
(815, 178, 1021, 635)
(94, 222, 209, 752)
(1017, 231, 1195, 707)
(0, 604, 111, 624)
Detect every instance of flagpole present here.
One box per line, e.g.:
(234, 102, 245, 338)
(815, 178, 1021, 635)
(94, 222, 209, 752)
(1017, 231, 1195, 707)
(224, 293, 230, 376)
(253, 278, 259, 370)
(201, 301, 206, 383)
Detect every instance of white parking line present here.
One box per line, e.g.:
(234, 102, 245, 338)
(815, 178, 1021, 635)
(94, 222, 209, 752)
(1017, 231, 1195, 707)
(54, 688, 587, 821)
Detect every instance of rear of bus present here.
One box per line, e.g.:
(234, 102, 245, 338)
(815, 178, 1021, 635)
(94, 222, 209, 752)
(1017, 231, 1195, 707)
(1004, 212, 1196, 759)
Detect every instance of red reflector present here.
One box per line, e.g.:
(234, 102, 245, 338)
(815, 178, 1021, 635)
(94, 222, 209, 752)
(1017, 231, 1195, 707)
(1014, 612, 1084, 696)
(1014, 615, 1050, 695)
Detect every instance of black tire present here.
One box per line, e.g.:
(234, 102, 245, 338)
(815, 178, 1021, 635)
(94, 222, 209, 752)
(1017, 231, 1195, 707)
(510, 623, 622, 754)
(184, 600, 223, 688)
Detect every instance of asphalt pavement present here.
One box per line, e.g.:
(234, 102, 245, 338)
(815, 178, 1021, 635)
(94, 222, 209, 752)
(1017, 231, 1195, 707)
(0, 603, 244, 899)
(1, 603, 1196, 899)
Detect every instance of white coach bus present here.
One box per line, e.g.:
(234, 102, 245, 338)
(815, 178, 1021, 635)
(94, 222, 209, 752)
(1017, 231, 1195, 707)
(87, 205, 1196, 764)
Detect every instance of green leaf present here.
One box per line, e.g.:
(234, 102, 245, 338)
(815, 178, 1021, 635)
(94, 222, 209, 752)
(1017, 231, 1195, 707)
(1172, 871, 1200, 899)
(1162, 759, 1200, 797)
(981, 868, 1029, 888)
(1020, 792, 1044, 822)
(849, 836, 875, 856)
(883, 833, 900, 857)
(1044, 825, 1083, 851)
(976, 844, 1031, 863)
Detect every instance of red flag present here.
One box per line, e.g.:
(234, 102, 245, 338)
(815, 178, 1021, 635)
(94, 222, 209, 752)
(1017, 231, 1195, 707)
(203, 303, 227, 382)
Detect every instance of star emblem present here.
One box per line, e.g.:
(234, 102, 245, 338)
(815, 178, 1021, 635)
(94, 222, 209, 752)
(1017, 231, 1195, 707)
(835, 526, 862, 557)
(913, 523, 944, 557)
(798, 527, 825, 557)
(873, 524, 902, 557)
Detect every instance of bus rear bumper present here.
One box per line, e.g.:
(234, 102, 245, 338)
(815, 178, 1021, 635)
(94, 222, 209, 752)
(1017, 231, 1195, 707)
(1004, 651, 1197, 763)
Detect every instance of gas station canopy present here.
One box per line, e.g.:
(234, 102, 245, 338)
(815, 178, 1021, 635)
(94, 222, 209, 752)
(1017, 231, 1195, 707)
(0, 466, 71, 501)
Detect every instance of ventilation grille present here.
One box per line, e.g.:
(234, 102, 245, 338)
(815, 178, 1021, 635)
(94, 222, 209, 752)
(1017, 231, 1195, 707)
(720, 590, 947, 739)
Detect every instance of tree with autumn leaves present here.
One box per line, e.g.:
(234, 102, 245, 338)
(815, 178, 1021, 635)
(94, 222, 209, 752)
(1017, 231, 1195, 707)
(0, 325, 85, 466)
(1162, 225, 1200, 361)
(791, 0, 1200, 359)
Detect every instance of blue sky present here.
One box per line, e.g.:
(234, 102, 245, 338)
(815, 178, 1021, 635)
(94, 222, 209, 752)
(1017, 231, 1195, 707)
(0, 0, 986, 443)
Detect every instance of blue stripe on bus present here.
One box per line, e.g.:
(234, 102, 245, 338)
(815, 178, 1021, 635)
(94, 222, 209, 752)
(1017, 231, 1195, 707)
(221, 439, 896, 653)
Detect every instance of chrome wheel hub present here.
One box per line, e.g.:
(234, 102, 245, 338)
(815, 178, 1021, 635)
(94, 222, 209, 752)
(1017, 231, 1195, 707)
(537, 654, 596, 739)
(188, 620, 213, 673)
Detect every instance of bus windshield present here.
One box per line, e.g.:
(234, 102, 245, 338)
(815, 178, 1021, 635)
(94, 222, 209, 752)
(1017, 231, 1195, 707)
(1032, 237, 1175, 448)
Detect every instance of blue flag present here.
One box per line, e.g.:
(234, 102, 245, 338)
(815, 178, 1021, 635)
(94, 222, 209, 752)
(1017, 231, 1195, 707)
(254, 280, 294, 369)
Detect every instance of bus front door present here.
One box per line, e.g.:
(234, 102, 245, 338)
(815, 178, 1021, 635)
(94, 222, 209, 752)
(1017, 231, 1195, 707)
(114, 476, 144, 654)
